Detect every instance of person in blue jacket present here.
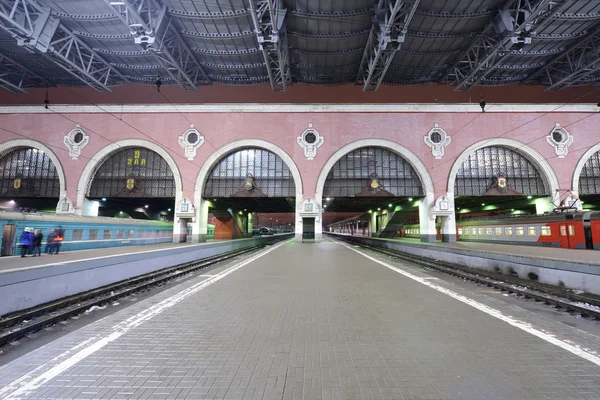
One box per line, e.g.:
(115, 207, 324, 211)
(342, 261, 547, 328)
(19, 227, 34, 257)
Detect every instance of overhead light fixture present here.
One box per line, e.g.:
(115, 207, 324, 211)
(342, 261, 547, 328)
(388, 203, 392, 208)
(527, 195, 532, 199)
(326, 197, 331, 201)
(368, 210, 372, 213)
(408, 197, 413, 201)
(168, 208, 172, 211)
(481, 203, 485, 206)
(102, 198, 106, 201)
(144, 205, 149, 208)
(9, 199, 15, 204)
(377, 208, 381, 211)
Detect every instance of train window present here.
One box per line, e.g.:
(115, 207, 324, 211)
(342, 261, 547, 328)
(458, 228, 463, 235)
(116, 230, 123, 239)
(568, 225, 575, 236)
(89, 230, 98, 240)
(505, 227, 513, 236)
(560, 226, 567, 236)
(541, 226, 551, 236)
(528, 226, 537, 236)
(470, 228, 476, 235)
(486, 227, 493, 236)
(515, 227, 524, 236)
(103, 230, 111, 239)
(478, 228, 484, 235)
(72, 229, 83, 241)
(495, 227, 502, 236)
(129, 230, 135, 238)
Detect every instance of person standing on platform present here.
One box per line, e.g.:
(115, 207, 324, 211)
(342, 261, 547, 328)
(54, 225, 64, 254)
(33, 229, 43, 257)
(45, 228, 56, 254)
(19, 228, 34, 257)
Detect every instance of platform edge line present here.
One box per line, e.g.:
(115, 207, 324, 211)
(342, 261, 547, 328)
(335, 240, 600, 367)
(0, 239, 291, 400)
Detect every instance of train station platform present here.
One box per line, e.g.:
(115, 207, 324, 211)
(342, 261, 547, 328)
(391, 237, 600, 267)
(1, 238, 599, 400)
(0, 235, 292, 316)
(328, 233, 600, 296)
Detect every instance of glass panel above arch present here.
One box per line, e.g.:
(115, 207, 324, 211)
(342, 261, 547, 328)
(0, 147, 60, 197)
(579, 150, 600, 194)
(454, 146, 549, 196)
(204, 148, 295, 197)
(323, 147, 424, 197)
(89, 147, 175, 198)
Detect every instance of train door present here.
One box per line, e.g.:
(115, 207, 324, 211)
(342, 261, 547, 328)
(1, 225, 17, 256)
(558, 223, 578, 249)
(583, 214, 594, 249)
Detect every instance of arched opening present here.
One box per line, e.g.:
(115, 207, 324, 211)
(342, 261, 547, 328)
(452, 145, 552, 216)
(0, 146, 61, 212)
(575, 148, 600, 211)
(86, 147, 176, 221)
(202, 147, 297, 240)
(321, 146, 426, 239)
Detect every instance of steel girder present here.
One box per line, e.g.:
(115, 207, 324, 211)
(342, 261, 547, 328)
(0, 0, 129, 91)
(525, 28, 600, 90)
(103, 0, 209, 91)
(443, 0, 569, 91)
(0, 50, 43, 92)
(355, 0, 420, 92)
(248, 0, 291, 92)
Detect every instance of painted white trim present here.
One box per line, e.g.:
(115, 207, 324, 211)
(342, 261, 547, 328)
(315, 139, 435, 199)
(447, 138, 560, 195)
(194, 139, 303, 207)
(572, 142, 600, 193)
(76, 139, 183, 214)
(0, 103, 598, 114)
(0, 139, 67, 197)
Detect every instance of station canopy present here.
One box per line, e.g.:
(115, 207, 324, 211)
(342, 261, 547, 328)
(1, 0, 600, 94)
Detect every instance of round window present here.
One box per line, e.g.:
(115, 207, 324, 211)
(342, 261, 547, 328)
(304, 132, 317, 144)
(430, 131, 442, 144)
(552, 130, 564, 143)
(187, 131, 199, 144)
(73, 131, 84, 144)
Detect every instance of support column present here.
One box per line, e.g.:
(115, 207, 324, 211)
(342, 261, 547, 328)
(442, 214, 456, 242)
(370, 211, 377, 236)
(193, 198, 210, 243)
(173, 218, 188, 243)
(247, 212, 253, 236)
(80, 198, 100, 217)
(419, 193, 436, 242)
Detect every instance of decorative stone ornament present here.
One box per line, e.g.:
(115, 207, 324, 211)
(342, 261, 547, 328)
(176, 197, 195, 218)
(424, 123, 451, 159)
(546, 123, 573, 158)
(56, 197, 74, 214)
(178, 124, 204, 160)
(64, 125, 89, 160)
(433, 194, 454, 216)
(297, 123, 324, 160)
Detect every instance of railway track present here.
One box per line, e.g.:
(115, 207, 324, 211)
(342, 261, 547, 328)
(0, 238, 287, 348)
(332, 236, 600, 320)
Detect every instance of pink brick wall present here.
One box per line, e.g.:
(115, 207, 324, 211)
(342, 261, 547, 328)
(1, 109, 599, 205)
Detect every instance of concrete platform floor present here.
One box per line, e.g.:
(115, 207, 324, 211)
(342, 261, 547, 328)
(1, 238, 600, 400)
